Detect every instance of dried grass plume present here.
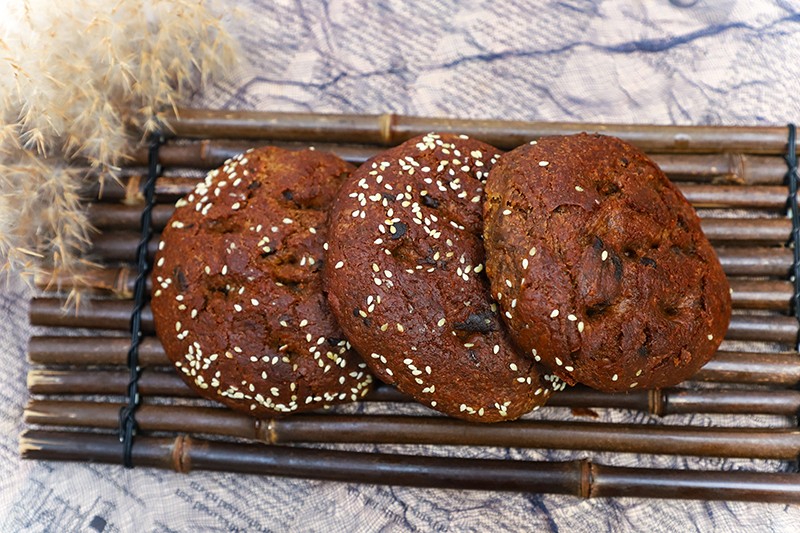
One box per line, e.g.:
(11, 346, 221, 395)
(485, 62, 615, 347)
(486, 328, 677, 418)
(0, 0, 238, 304)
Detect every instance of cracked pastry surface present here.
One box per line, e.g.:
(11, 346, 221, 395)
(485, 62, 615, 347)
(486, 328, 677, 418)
(483, 133, 731, 392)
(324, 133, 563, 423)
(151, 146, 373, 416)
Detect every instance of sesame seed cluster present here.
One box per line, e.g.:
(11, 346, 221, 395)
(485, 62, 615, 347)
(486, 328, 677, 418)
(151, 147, 373, 417)
(324, 133, 563, 423)
(483, 133, 731, 392)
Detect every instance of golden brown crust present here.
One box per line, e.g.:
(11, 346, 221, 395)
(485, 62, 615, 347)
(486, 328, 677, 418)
(324, 133, 562, 423)
(151, 146, 372, 417)
(483, 133, 731, 392)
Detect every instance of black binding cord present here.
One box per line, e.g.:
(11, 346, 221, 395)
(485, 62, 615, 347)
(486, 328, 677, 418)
(787, 124, 800, 474)
(119, 131, 163, 468)
(786, 124, 800, 350)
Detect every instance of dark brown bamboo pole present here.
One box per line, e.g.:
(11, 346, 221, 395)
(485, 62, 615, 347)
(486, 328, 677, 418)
(587, 464, 800, 502)
(715, 247, 792, 276)
(34, 267, 151, 298)
(162, 108, 796, 155)
(87, 172, 792, 206)
(663, 389, 800, 416)
(28, 336, 166, 366)
(693, 352, 800, 385)
(19, 430, 800, 502)
(27, 368, 192, 397)
(84, 190, 792, 233)
(23, 401, 800, 460)
(87, 225, 795, 267)
(27, 336, 800, 386)
(84, 174, 202, 205)
(32, 267, 795, 311)
(682, 185, 787, 209)
(24, 367, 800, 416)
(701, 218, 790, 244)
(28, 297, 799, 343)
(122, 139, 788, 185)
(87, 233, 794, 277)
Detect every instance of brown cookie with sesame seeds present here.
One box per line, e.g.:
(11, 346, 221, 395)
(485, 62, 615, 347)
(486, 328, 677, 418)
(151, 146, 373, 417)
(483, 133, 731, 392)
(324, 133, 562, 423)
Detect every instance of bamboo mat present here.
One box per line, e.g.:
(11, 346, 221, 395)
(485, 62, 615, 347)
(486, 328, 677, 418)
(22, 109, 800, 503)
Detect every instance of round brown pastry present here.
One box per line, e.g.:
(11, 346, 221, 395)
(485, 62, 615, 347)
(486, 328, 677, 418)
(324, 133, 562, 423)
(151, 146, 373, 416)
(483, 133, 731, 392)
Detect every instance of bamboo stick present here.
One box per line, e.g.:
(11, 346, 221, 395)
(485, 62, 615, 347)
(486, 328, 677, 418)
(693, 352, 800, 385)
(32, 267, 795, 311)
(27, 368, 192, 397)
(88, 174, 793, 207)
(701, 218, 791, 244)
(24, 367, 800, 416)
(28, 335, 800, 386)
(19, 430, 800, 502)
(86, 233, 794, 277)
(23, 401, 800, 460)
(162, 108, 797, 155)
(28, 336, 166, 367)
(121, 142, 788, 185)
(84, 188, 792, 233)
(27, 297, 799, 344)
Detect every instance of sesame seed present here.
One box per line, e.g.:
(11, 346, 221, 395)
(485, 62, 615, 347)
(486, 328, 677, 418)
(612, 374, 619, 382)
(505, 279, 512, 288)
(509, 363, 518, 371)
(502, 209, 512, 216)
(282, 218, 293, 224)
(233, 304, 242, 312)
(575, 186, 584, 192)
(539, 161, 549, 167)
(335, 261, 344, 269)
(565, 365, 574, 372)
(231, 202, 241, 210)
(630, 382, 638, 388)
(550, 309, 559, 318)
(156, 257, 165, 267)
(437, 318, 446, 327)
(397, 324, 405, 332)
(555, 357, 563, 366)
(578, 321, 585, 333)
(707, 334, 714, 340)
(601, 250, 608, 261)
(529, 247, 537, 256)
(567, 314, 577, 321)
(251, 299, 259, 306)
(522, 258, 529, 269)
